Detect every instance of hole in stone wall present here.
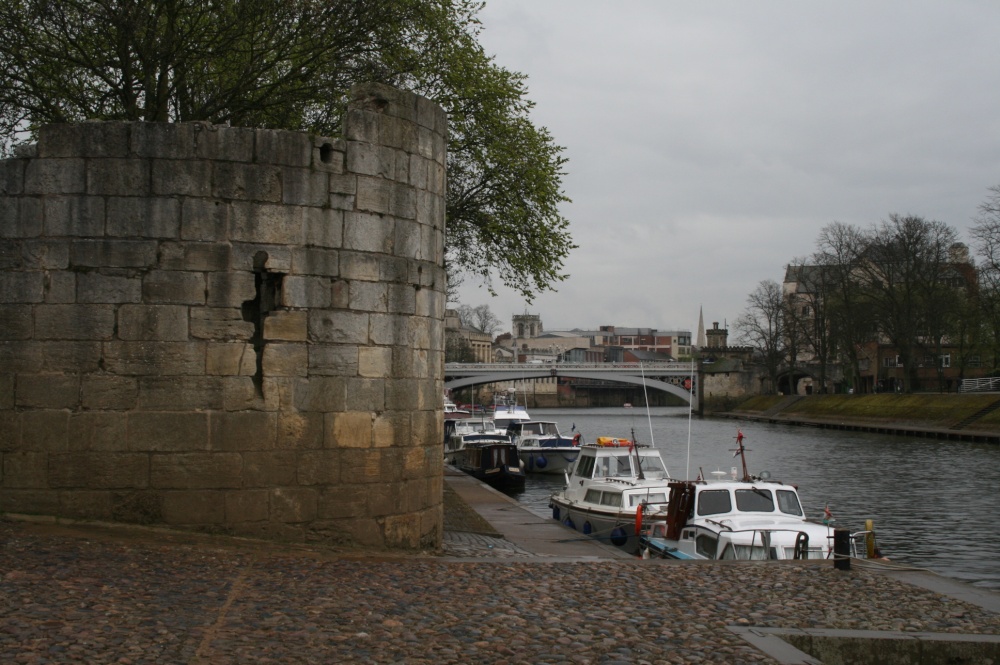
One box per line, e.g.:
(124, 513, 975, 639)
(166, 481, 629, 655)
(240, 251, 284, 397)
(319, 142, 334, 164)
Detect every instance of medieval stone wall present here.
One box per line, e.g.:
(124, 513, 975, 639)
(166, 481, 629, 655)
(0, 83, 447, 550)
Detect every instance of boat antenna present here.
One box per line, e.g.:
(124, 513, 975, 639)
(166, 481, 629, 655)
(730, 429, 751, 482)
(640, 362, 655, 447)
(630, 426, 645, 480)
(686, 357, 694, 480)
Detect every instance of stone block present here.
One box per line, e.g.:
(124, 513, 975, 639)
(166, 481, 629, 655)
(374, 411, 409, 449)
(142, 270, 205, 304)
(312, 137, 346, 174)
(152, 159, 212, 197)
(346, 141, 394, 179)
(0, 272, 44, 303)
(378, 255, 408, 284)
(0, 375, 12, 411)
(58, 491, 113, 520)
(0, 488, 60, 513)
(230, 244, 292, 273)
(86, 158, 150, 196)
(181, 199, 229, 241)
(38, 123, 131, 158)
(330, 279, 349, 308)
(0, 305, 32, 340)
(307, 345, 358, 377)
(315, 485, 366, 520)
(387, 283, 416, 315)
(0, 159, 25, 195)
(0, 341, 102, 373)
(262, 343, 307, 378)
(281, 275, 331, 308)
(308, 310, 369, 344)
(161, 490, 226, 524)
(70, 239, 158, 268)
(303, 207, 344, 249)
(206, 272, 256, 307)
(270, 487, 318, 523)
(256, 129, 313, 167)
(128, 412, 209, 451)
(297, 449, 340, 485)
(77, 271, 142, 303)
(393, 219, 421, 260)
(42, 196, 105, 236)
(291, 247, 339, 277)
(384, 378, 420, 412)
(110, 490, 163, 524)
(213, 163, 282, 202)
(230, 202, 304, 245)
(15, 374, 80, 409)
(358, 346, 392, 379)
(369, 313, 408, 346)
(338, 252, 381, 281)
(21, 410, 70, 451)
(25, 159, 85, 194)
(34, 304, 116, 340)
(291, 376, 346, 413)
(181, 242, 231, 272)
(49, 452, 150, 489)
(137, 376, 225, 410)
(106, 197, 180, 238)
(221, 376, 279, 412)
(337, 448, 382, 483)
(344, 212, 394, 254)
(20, 240, 68, 270)
(129, 122, 196, 159)
(44, 272, 75, 304)
(225, 489, 270, 522)
(0, 198, 42, 237)
(282, 167, 329, 206)
(68, 411, 129, 450)
(210, 411, 277, 451)
(206, 342, 256, 376)
(366, 482, 402, 518)
(194, 124, 254, 162)
(349, 281, 387, 312)
(191, 308, 254, 341)
(102, 341, 204, 375)
(2, 451, 49, 488)
(262, 310, 306, 341)
(80, 375, 138, 410)
(242, 451, 297, 487)
(117, 304, 189, 340)
(345, 377, 385, 411)
(151, 452, 242, 489)
(327, 411, 373, 449)
(276, 412, 323, 450)
(354, 178, 394, 217)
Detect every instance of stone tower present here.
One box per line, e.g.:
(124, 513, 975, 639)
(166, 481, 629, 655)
(0, 83, 447, 550)
(512, 313, 542, 339)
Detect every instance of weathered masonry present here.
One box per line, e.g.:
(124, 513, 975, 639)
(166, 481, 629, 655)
(0, 83, 447, 550)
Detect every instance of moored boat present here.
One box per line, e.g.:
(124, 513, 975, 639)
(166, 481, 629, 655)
(449, 440, 526, 491)
(549, 435, 672, 554)
(508, 420, 581, 474)
(490, 391, 531, 430)
(638, 430, 881, 561)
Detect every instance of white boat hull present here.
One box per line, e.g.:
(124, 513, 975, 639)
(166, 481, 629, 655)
(518, 447, 579, 474)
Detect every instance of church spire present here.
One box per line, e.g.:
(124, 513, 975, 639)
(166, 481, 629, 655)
(696, 306, 707, 349)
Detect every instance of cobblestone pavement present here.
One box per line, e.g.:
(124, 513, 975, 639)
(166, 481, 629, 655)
(2, 518, 1000, 664)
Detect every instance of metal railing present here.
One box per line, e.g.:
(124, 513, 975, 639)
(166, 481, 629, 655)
(959, 377, 1000, 393)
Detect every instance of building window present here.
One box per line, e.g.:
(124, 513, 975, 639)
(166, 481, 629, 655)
(801, 305, 812, 317)
(882, 356, 902, 368)
(969, 355, 983, 368)
(939, 354, 951, 368)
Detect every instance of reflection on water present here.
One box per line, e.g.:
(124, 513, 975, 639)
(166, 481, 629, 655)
(509, 407, 1000, 590)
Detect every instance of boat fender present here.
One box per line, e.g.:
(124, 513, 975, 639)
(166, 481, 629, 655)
(572, 433, 581, 446)
(563, 516, 575, 530)
(610, 526, 628, 547)
(535, 455, 547, 469)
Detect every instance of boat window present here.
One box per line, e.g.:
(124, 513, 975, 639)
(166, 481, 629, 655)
(782, 546, 825, 560)
(629, 492, 667, 506)
(722, 544, 775, 560)
(593, 458, 611, 478)
(696, 490, 732, 516)
(575, 456, 596, 479)
(776, 490, 803, 516)
(585, 489, 602, 504)
(735, 488, 775, 512)
(634, 453, 668, 479)
(599, 491, 622, 507)
(695, 534, 718, 558)
(612, 456, 633, 478)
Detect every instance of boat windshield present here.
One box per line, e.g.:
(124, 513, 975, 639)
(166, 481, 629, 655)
(696, 489, 733, 516)
(636, 453, 668, 479)
(592, 455, 633, 478)
(735, 488, 775, 513)
(775, 489, 803, 516)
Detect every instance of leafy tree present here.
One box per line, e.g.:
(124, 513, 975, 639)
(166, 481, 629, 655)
(0, 0, 573, 301)
(734, 279, 786, 394)
(456, 303, 501, 337)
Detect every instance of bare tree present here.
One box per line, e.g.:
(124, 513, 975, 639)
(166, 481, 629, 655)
(456, 304, 502, 337)
(970, 184, 1000, 371)
(734, 279, 787, 394)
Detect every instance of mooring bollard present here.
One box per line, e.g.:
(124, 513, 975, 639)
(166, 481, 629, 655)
(833, 528, 851, 571)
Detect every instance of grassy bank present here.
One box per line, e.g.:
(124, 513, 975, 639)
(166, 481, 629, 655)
(728, 393, 1000, 432)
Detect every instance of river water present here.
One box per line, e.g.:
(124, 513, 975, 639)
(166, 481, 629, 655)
(504, 407, 1000, 590)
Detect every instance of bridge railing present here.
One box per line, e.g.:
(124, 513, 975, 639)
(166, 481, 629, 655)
(445, 362, 693, 372)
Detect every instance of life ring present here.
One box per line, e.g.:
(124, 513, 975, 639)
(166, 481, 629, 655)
(635, 503, 644, 537)
(572, 433, 581, 446)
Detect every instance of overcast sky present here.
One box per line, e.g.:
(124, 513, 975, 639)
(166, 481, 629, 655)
(453, 1, 1000, 337)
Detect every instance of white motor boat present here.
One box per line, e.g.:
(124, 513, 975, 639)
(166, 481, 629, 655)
(639, 431, 880, 561)
(507, 420, 581, 474)
(444, 418, 510, 459)
(549, 437, 673, 554)
(490, 392, 531, 431)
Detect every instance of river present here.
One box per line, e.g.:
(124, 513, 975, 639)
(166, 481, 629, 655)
(504, 406, 1000, 590)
